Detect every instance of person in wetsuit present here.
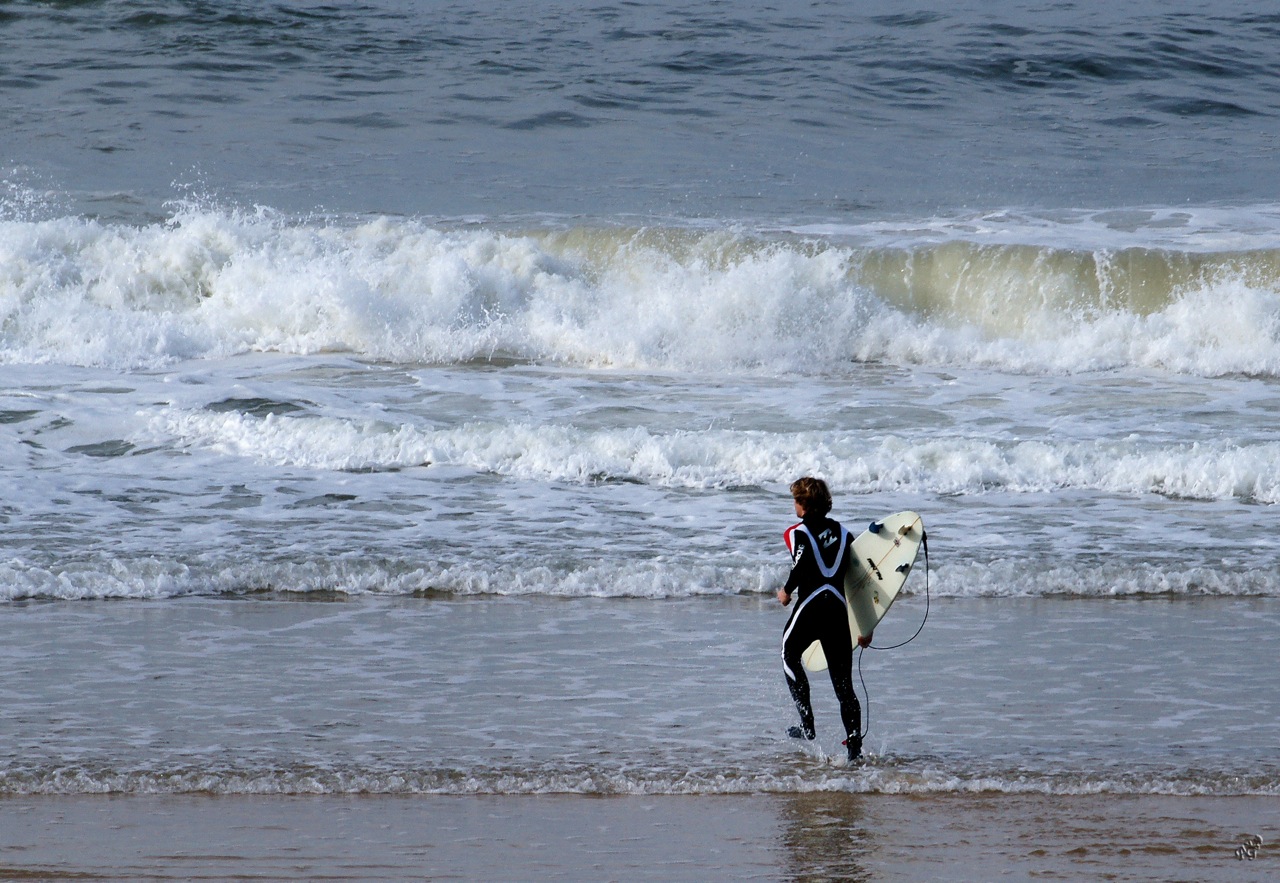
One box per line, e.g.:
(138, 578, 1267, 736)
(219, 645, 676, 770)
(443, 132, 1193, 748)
(776, 476, 871, 761)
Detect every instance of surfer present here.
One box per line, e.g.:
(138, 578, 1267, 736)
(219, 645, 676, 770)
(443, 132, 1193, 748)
(777, 476, 869, 761)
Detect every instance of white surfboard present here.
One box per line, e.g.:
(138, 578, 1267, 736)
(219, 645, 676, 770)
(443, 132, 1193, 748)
(801, 511, 925, 672)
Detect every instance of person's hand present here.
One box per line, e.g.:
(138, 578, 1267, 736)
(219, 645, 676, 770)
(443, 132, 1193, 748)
(776, 588, 791, 605)
(857, 631, 873, 648)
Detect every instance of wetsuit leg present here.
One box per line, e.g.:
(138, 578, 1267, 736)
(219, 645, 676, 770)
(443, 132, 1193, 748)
(781, 590, 839, 739)
(820, 614, 861, 740)
(782, 590, 860, 741)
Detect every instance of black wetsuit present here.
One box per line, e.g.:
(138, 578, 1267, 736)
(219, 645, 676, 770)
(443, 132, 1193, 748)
(781, 515, 861, 741)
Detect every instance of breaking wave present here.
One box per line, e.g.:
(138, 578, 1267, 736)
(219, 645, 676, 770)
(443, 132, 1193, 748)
(2, 204, 1279, 376)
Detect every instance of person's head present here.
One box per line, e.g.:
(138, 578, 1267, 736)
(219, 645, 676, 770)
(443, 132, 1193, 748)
(789, 476, 832, 517)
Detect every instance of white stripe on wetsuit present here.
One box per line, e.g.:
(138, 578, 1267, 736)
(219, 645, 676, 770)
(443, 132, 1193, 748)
(781, 523, 850, 681)
(789, 523, 849, 581)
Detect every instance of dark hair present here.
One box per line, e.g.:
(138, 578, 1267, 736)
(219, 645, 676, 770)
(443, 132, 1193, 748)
(789, 476, 832, 516)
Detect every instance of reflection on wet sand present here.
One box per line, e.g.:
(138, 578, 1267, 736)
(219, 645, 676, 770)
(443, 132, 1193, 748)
(778, 791, 873, 882)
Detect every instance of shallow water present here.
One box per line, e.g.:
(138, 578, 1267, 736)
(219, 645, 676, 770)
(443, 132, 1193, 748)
(2, 596, 1275, 797)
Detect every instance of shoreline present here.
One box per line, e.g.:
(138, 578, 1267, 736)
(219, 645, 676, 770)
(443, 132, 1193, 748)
(2, 792, 1273, 881)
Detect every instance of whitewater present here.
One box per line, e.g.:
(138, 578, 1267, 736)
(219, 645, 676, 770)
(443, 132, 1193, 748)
(4, 202, 1280, 604)
(5, 202, 1280, 375)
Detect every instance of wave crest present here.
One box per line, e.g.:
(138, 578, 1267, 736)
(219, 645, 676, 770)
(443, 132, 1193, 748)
(142, 406, 1280, 502)
(2, 207, 1279, 375)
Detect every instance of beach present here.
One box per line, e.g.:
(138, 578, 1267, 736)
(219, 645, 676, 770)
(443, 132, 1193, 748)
(4, 793, 1273, 880)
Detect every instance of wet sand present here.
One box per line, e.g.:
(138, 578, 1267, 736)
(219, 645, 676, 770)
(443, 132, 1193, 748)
(2, 792, 1273, 881)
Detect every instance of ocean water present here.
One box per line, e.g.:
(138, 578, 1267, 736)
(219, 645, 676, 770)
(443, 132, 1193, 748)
(2, 0, 1280, 876)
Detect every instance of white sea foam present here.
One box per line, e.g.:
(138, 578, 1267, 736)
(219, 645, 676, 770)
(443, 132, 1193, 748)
(2, 763, 1273, 798)
(3, 550, 1275, 603)
(2, 207, 1278, 376)
(140, 405, 1280, 502)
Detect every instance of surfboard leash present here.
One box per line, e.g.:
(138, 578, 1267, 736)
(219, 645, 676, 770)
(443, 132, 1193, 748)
(855, 529, 930, 742)
(869, 528, 929, 652)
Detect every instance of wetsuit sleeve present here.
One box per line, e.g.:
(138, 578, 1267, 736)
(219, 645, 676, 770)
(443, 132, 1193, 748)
(783, 529, 811, 594)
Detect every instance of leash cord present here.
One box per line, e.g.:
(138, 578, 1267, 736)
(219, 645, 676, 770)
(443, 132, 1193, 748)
(856, 531, 929, 740)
